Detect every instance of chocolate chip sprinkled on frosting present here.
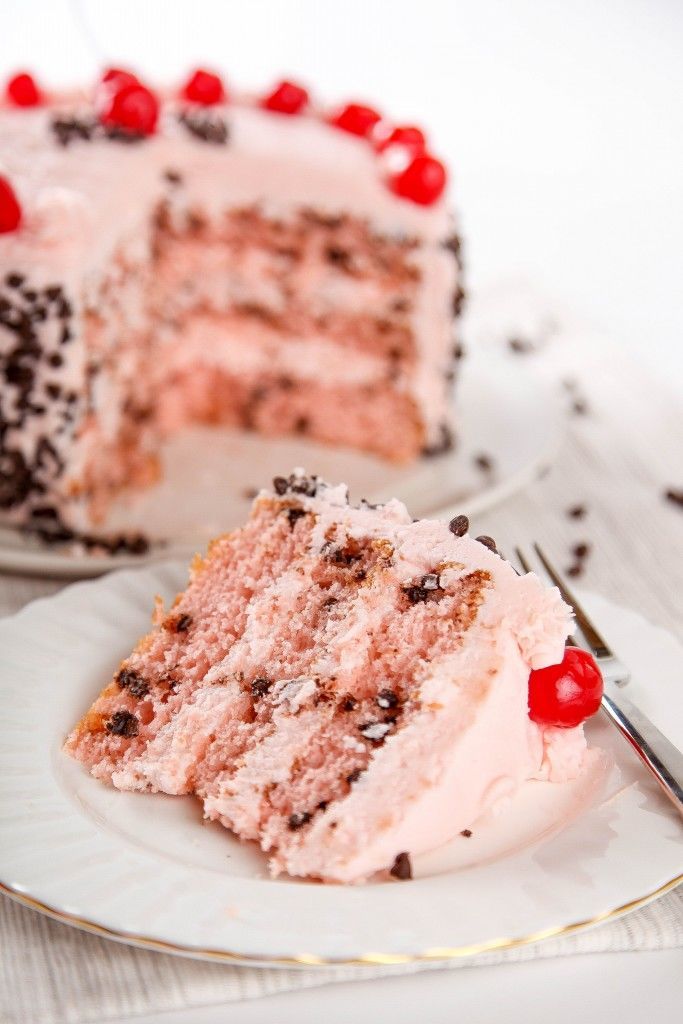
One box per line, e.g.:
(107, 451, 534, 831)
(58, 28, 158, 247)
(448, 514, 469, 537)
(475, 535, 498, 553)
(389, 852, 412, 880)
(461, 828, 473, 838)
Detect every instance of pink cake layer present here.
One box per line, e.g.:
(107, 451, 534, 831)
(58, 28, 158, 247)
(65, 472, 583, 883)
(0, 95, 462, 542)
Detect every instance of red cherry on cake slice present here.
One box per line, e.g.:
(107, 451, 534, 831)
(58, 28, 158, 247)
(181, 69, 226, 106)
(262, 80, 309, 115)
(528, 647, 603, 728)
(332, 103, 382, 138)
(6, 71, 42, 107)
(100, 81, 159, 136)
(390, 153, 447, 205)
(376, 125, 426, 154)
(0, 176, 22, 233)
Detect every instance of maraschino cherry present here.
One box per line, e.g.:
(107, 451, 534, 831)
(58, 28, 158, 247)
(100, 80, 159, 136)
(181, 69, 225, 106)
(100, 67, 139, 92)
(390, 153, 447, 205)
(0, 177, 22, 233)
(332, 103, 381, 138)
(262, 80, 309, 115)
(528, 647, 603, 728)
(376, 125, 426, 155)
(6, 71, 42, 107)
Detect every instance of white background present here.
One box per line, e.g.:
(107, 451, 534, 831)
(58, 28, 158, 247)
(3, 0, 683, 385)
(2, 4, 681, 1021)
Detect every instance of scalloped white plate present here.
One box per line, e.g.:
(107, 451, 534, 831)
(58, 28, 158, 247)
(0, 339, 564, 578)
(0, 564, 681, 964)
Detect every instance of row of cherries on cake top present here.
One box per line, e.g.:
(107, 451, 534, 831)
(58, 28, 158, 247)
(0, 67, 447, 234)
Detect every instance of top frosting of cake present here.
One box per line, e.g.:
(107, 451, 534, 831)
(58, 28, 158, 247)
(0, 84, 453, 284)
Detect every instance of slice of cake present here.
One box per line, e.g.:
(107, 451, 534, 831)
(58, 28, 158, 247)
(65, 471, 591, 883)
(0, 68, 462, 547)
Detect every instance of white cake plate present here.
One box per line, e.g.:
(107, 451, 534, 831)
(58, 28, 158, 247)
(0, 565, 680, 964)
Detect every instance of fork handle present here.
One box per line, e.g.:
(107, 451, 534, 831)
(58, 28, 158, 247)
(601, 688, 683, 817)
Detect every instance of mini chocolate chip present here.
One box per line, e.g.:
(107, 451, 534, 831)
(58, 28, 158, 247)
(474, 453, 494, 472)
(567, 504, 587, 519)
(461, 828, 473, 838)
(44, 285, 63, 301)
(475, 535, 497, 553)
(376, 689, 399, 709)
(566, 563, 583, 578)
(389, 852, 412, 880)
(45, 383, 61, 400)
(48, 353, 63, 368)
(346, 768, 363, 785)
(5, 273, 25, 288)
(572, 399, 588, 416)
(22, 289, 38, 302)
(293, 415, 309, 434)
(273, 476, 289, 495)
(175, 613, 192, 633)
(116, 669, 150, 698)
(341, 695, 358, 712)
(572, 542, 590, 559)
(452, 285, 466, 316)
(317, 800, 329, 812)
(285, 507, 306, 529)
(179, 110, 229, 145)
(288, 811, 311, 831)
(164, 168, 183, 184)
(664, 488, 683, 509)
(508, 337, 535, 354)
(449, 514, 469, 537)
(325, 246, 353, 269)
(251, 677, 272, 699)
(105, 710, 139, 738)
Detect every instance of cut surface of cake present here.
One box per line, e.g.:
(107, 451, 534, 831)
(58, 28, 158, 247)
(0, 70, 462, 545)
(65, 471, 590, 884)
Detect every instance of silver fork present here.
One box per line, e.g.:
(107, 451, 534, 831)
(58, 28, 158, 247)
(514, 543, 683, 818)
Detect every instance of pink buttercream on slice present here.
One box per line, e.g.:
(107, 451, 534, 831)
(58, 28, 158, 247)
(66, 471, 587, 882)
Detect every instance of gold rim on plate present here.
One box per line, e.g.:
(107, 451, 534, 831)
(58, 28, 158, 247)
(2, 873, 681, 966)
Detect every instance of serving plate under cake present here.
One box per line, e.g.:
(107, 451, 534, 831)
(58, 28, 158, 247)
(0, 563, 680, 964)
